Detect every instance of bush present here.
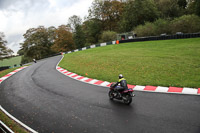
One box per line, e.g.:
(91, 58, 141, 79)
(133, 15, 200, 37)
(153, 19, 171, 35)
(170, 14, 200, 34)
(134, 19, 171, 37)
(134, 22, 156, 37)
(101, 31, 117, 42)
(21, 56, 32, 64)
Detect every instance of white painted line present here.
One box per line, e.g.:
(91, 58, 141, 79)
(0, 66, 37, 132)
(0, 120, 14, 133)
(133, 85, 145, 91)
(56, 56, 64, 69)
(0, 106, 38, 133)
(182, 88, 198, 94)
(155, 86, 169, 92)
(100, 81, 110, 87)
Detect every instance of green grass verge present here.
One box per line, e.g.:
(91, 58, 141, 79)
(59, 38, 200, 88)
(0, 56, 22, 67)
(0, 68, 28, 133)
(0, 68, 20, 77)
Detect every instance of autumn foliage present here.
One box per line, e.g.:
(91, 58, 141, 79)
(17, 0, 200, 63)
(51, 25, 75, 53)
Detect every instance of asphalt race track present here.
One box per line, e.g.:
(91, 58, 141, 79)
(0, 55, 200, 133)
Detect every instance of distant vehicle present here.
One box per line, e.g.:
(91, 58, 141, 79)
(176, 32, 183, 35)
(108, 82, 135, 105)
(160, 33, 167, 36)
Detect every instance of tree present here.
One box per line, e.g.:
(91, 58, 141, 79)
(67, 15, 82, 33)
(51, 25, 75, 52)
(178, 0, 187, 9)
(73, 25, 86, 49)
(47, 26, 56, 44)
(82, 18, 103, 44)
(119, 0, 159, 32)
(88, 0, 124, 31)
(21, 26, 55, 60)
(67, 15, 86, 48)
(154, 0, 181, 18)
(195, 0, 200, 16)
(17, 45, 24, 56)
(0, 32, 13, 59)
(187, 0, 200, 16)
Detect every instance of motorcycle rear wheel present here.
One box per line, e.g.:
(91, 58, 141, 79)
(123, 95, 132, 105)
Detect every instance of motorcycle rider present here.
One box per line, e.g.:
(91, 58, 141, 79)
(33, 58, 36, 63)
(114, 74, 128, 97)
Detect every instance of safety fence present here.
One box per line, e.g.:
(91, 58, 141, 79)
(119, 32, 200, 43)
(0, 66, 10, 71)
(65, 41, 116, 54)
(0, 64, 24, 72)
(64, 32, 200, 54)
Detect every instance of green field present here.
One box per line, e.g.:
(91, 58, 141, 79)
(59, 38, 200, 88)
(0, 56, 22, 67)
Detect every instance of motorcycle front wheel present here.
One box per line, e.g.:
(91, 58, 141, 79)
(123, 95, 132, 105)
(108, 90, 114, 100)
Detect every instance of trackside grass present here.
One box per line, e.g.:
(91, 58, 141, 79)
(0, 68, 28, 133)
(59, 38, 200, 88)
(0, 56, 22, 67)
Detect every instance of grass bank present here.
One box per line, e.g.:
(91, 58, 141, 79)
(0, 56, 22, 67)
(59, 38, 200, 88)
(0, 68, 28, 133)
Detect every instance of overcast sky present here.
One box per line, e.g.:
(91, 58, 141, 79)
(0, 0, 93, 54)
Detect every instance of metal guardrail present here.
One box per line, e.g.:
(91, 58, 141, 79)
(119, 32, 200, 43)
(0, 66, 10, 72)
(0, 121, 14, 133)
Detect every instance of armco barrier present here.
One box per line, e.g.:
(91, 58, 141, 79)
(119, 33, 200, 43)
(0, 66, 10, 72)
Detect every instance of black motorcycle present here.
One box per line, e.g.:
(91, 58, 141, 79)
(108, 83, 135, 105)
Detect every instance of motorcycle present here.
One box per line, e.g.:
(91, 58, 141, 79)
(108, 83, 135, 105)
(33, 59, 37, 63)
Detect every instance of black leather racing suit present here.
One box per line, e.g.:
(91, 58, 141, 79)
(114, 78, 128, 93)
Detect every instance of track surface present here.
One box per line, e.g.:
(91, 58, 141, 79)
(0, 56, 200, 133)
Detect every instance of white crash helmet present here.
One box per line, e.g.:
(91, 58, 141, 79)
(119, 74, 123, 79)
